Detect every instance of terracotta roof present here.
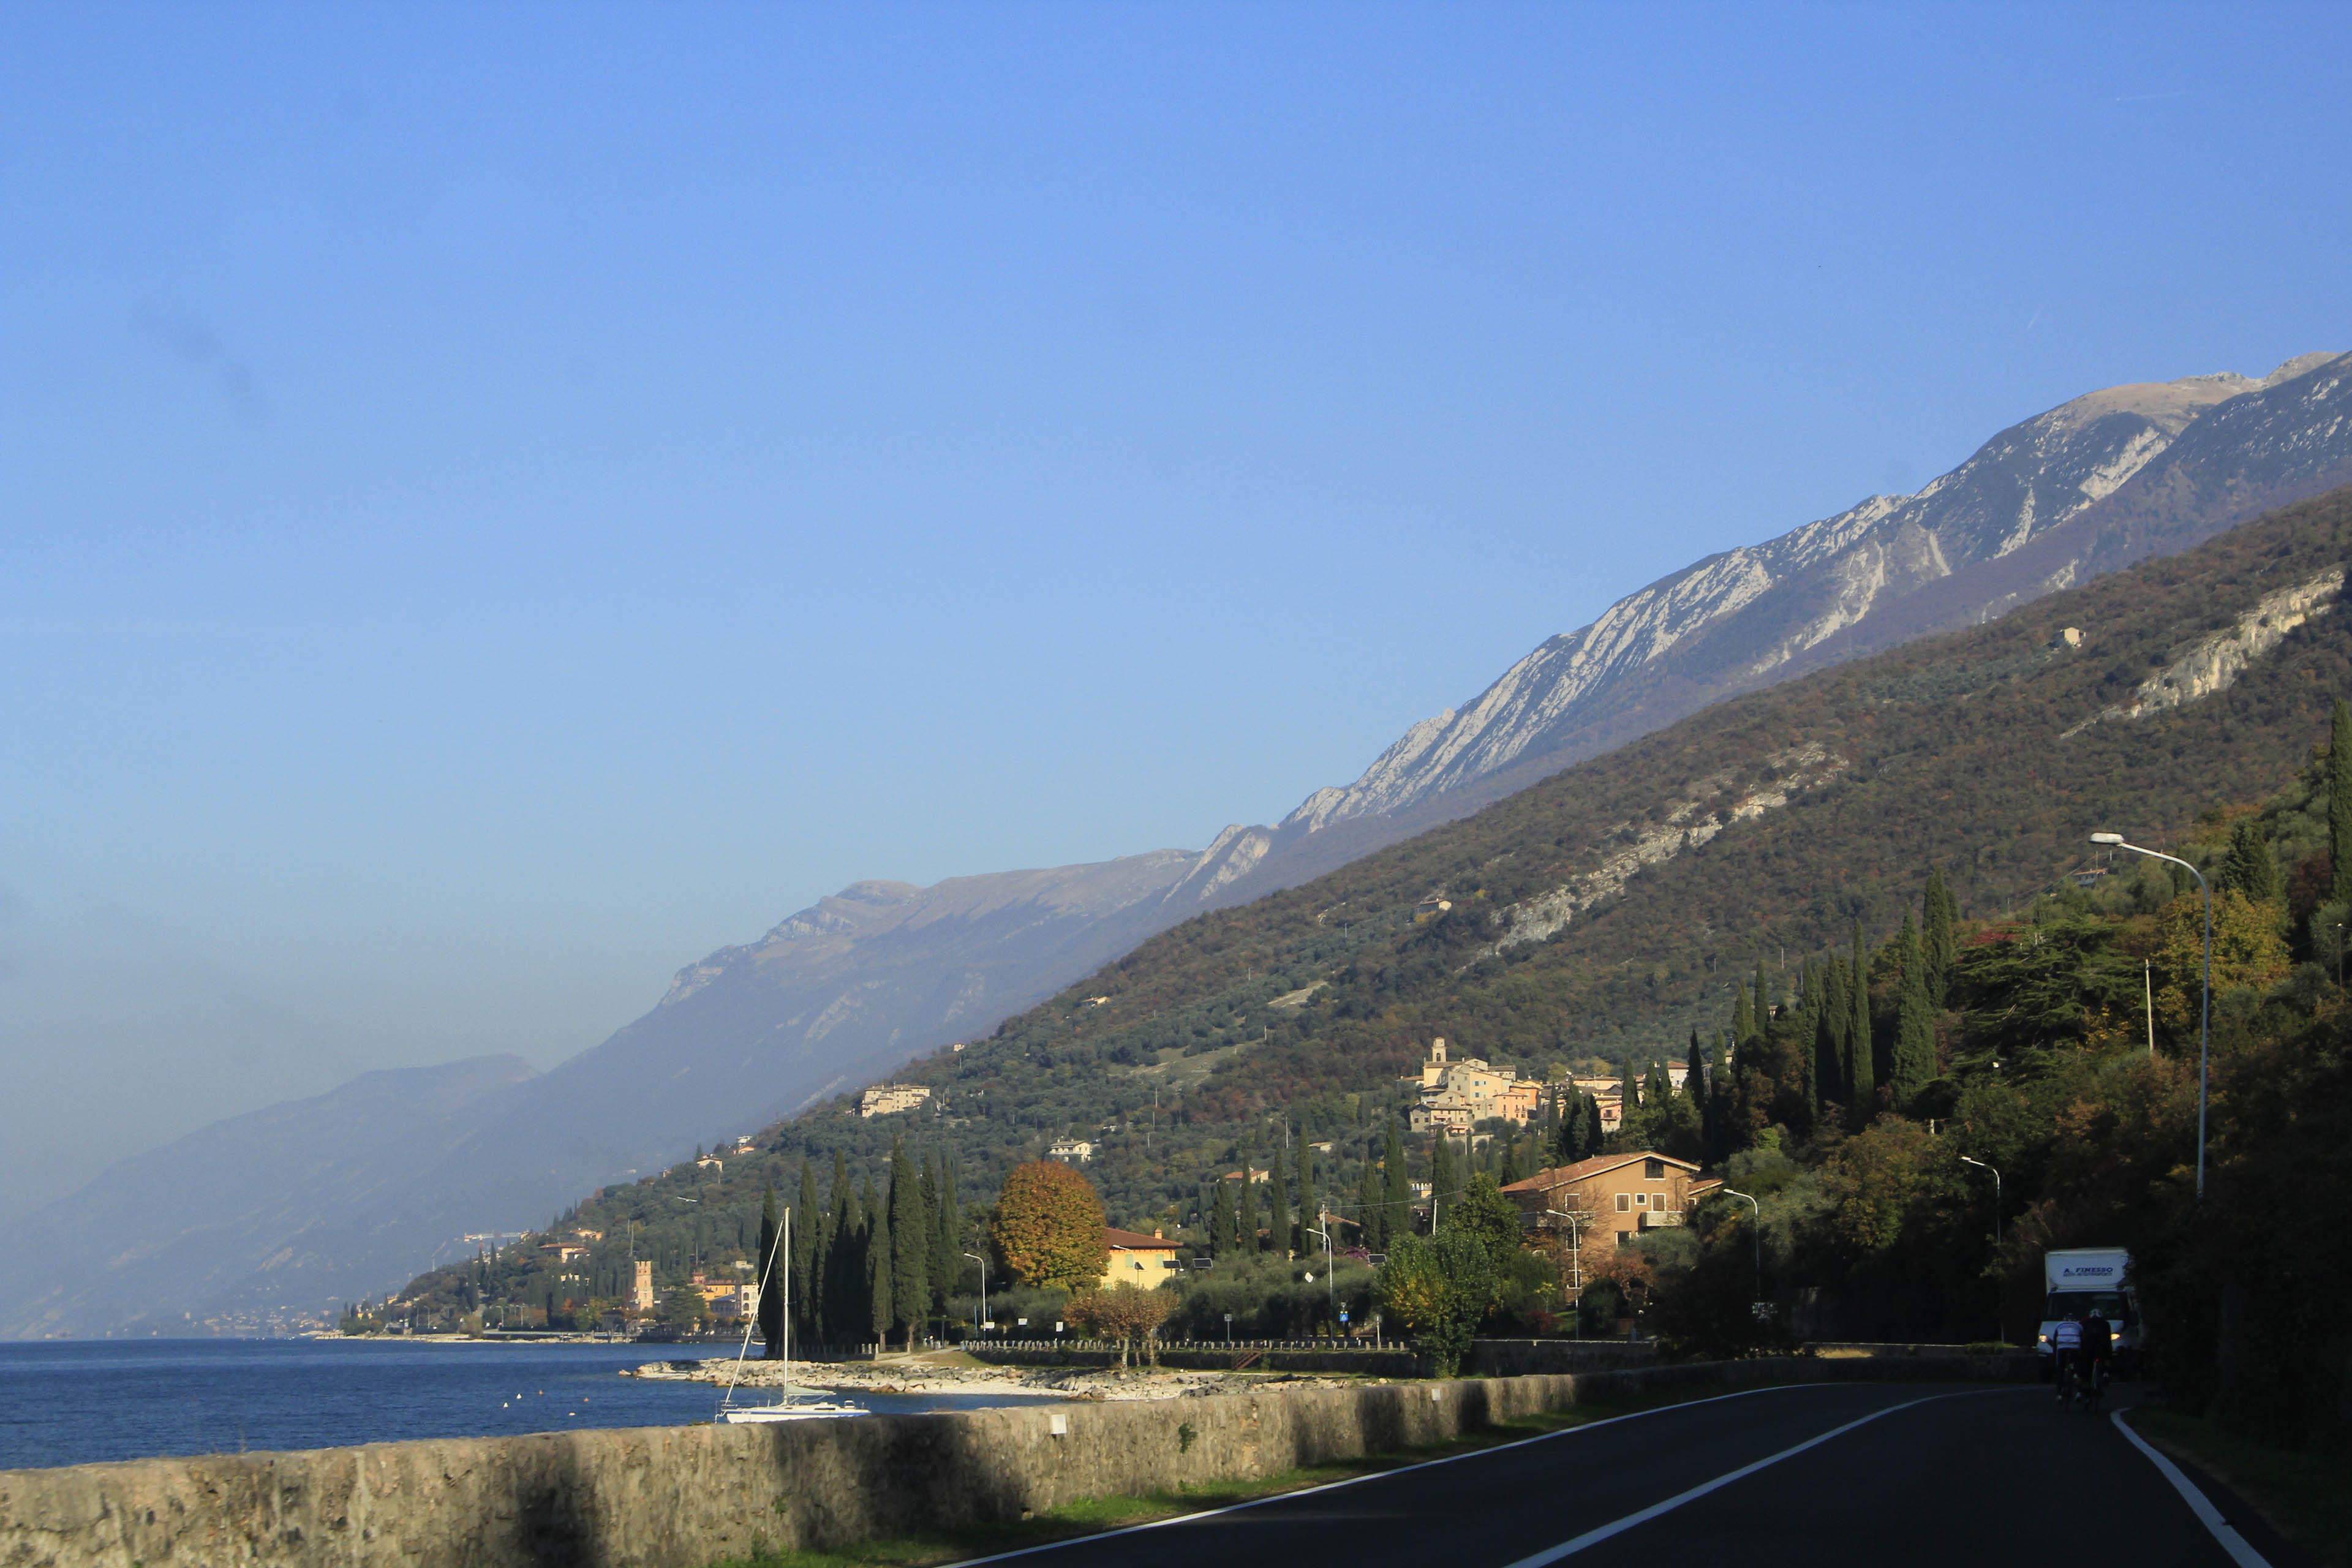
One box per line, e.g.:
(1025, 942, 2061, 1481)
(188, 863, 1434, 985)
(1104, 1227, 1180, 1250)
(1499, 1150, 1700, 1193)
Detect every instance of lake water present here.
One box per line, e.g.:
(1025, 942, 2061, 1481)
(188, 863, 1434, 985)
(0, 1338, 1057, 1472)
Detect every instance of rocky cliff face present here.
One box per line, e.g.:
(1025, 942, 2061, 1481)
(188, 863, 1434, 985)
(1177, 352, 2351, 906)
(1264, 355, 2345, 839)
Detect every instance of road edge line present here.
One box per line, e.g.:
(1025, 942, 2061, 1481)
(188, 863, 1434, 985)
(943, 1379, 1866, 1567)
(2110, 1409, 2273, 1568)
(1498, 1391, 1961, 1566)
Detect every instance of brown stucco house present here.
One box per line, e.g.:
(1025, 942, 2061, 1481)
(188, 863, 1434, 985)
(1501, 1150, 1704, 1279)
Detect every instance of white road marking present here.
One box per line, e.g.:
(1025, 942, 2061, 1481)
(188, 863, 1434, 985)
(2111, 1411, 2272, 1568)
(1497, 1392, 1958, 1566)
(946, 1381, 1904, 1567)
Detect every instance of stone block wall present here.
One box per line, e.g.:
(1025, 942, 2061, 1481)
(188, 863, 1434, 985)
(0, 1355, 2033, 1568)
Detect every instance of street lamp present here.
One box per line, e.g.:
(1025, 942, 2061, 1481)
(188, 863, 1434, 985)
(2089, 832, 2211, 1197)
(1305, 1205, 1339, 1325)
(1542, 1208, 1586, 1339)
(1958, 1156, 2002, 1243)
(1722, 1188, 1762, 1314)
(962, 1253, 989, 1337)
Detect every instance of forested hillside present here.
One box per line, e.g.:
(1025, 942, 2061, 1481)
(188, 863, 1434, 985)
(395, 483, 2352, 1409)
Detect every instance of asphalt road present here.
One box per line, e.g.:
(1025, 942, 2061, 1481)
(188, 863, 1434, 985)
(963, 1382, 2255, 1568)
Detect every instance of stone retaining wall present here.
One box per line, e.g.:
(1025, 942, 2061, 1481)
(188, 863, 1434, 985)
(0, 1356, 2032, 1568)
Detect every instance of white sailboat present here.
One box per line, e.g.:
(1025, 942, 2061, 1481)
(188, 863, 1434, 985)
(718, 1207, 869, 1423)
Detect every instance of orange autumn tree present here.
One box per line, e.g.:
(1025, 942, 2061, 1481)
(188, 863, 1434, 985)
(991, 1160, 1109, 1292)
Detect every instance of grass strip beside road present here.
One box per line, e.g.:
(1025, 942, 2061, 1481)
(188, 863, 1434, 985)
(2124, 1408, 2349, 1567)
(701, 1381, 1747, 1568)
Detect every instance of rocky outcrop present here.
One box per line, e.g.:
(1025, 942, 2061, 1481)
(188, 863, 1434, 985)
(2062, 569, 2344, 737)
(1485, 744, 1849, 952)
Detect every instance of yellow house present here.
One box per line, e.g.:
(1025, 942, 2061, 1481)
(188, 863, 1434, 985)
(1101, 1227, 1182, 1290)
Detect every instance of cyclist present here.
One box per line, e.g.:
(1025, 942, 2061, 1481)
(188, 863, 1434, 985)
(2051, 1311, 2084, 1404)
(2081, 1308, 2114, 1408)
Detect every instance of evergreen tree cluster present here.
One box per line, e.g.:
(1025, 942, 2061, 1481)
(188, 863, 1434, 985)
(764, 1137, 963, 1352)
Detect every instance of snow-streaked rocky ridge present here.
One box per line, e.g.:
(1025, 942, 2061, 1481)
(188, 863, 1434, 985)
(1271, 354, 2342, 840)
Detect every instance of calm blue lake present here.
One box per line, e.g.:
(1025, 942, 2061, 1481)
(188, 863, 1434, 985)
(0, 1338, 1053, 1471)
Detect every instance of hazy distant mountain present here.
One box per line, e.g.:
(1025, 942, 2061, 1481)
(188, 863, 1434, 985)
(0, 854, 1200, 1336)
(9, 350, 2348, 1337)
(0, 1057, 535, 1338)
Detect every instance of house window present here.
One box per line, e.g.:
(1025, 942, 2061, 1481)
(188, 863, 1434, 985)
(1635, 1193, 1648, 1208)
(1616, 1231, 1632, 1246)
(1615, 1193, 1631, 1212)
(1645, 1159, 1665, 1180)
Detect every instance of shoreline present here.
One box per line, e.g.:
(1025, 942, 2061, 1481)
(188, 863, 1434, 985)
(636, 1351, 1363, 1403)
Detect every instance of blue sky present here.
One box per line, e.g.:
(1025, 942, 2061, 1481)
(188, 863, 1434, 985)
(3, 1, 2346, 1216)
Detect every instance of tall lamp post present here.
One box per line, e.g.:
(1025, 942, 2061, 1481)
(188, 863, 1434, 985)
(1723, 1189, 1762, 1310)
(2089, 832, 2211, 1197)
(1544, 1207, 1587, 1338)
(1958, 1156, 2002, 1243)
(1305, 1205, 1339, 1325)
(962, 1253, 989, 1336)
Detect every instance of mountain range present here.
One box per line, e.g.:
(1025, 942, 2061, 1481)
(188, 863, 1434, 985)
(394, 450, 2352, 1332)
(4, 349, 2345, 1337)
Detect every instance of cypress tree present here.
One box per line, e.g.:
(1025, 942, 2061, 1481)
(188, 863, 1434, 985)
(1499, 1130, 1523, 1187)
(1209, 1174, 1238, 1257)
(823, 1161, 858, 1343)
(1792, 962, 1820, 1114)
(1583, 1091, 1605, 1157)
(1816, 957, 1849, 1115)
(927, 1153, 959, 1313)
(888, 1137, 927, 1348)
(1923, 867, 1958, 1005)
(792, 1158, 821, 1339)
(2223, 818, 2283, 905)
(1849, 921, 1875, 1111)
(1732, 986, 1756, 1050)
(1706, 1037, 1733, 1162)
(1356, 1155, 1383, 1252)
(1429, 1131, 1458, 1226)
(1382, 1120, 1410, 1240)
(756, 1186, 785, 1358)
(1752, 962, 1772, 1044)
(2333, 698, 2352, 905)
(1892, 913, 1936, 1112)
(918, 1157, 941, 1305)
(864, 1175, 892, 1346)
(1296, 1123, 1316, 1231)
(1237, 1155, 1260, 1252)
(1266, 1141, 1291, 1256)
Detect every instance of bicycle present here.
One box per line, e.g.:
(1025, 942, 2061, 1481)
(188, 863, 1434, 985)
(2082, 1358, 2108, 1414)
(2054, 1354, 2083, 1410)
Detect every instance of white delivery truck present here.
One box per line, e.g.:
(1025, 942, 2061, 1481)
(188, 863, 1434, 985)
(2037, 1248, 2143, 1376)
